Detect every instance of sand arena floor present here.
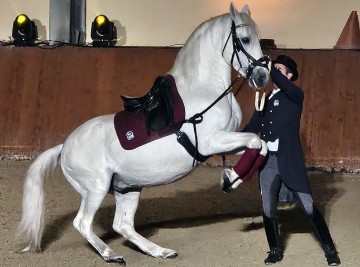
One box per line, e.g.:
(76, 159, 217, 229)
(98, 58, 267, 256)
(1, 160, 359, 266)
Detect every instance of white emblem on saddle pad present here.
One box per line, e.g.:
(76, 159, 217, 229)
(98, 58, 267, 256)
(274, 100, 279, 106)
(126, 131, 135, 140)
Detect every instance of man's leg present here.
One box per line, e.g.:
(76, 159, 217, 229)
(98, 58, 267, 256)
(294, 192, 341, 266)
(260, 156, 283, 264)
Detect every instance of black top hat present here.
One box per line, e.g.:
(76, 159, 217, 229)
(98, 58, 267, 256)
(273, 55, 298, 81)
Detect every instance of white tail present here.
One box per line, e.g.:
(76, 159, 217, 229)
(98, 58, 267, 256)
(16, 144, 63, 251)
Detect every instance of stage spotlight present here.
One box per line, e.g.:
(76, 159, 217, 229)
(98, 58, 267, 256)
(12, 14, 38, 46)
(91, 15, 116, 47)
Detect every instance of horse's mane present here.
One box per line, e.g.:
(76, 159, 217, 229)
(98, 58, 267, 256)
(169, 11, 259, 84)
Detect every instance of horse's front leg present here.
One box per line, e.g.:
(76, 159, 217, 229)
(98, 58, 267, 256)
(220, 139, 268, 192)
(204, 131, 267, 192)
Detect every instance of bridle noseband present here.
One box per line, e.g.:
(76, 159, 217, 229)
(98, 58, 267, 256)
(222, 21, 270, 80)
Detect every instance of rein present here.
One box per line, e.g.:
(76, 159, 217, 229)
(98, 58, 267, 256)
(178, 20, 269, 166)
(178, 75, 246, 166)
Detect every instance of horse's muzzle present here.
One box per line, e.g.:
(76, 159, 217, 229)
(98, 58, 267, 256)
(249, 66, 270, 89)
(245, 55, 271, 89)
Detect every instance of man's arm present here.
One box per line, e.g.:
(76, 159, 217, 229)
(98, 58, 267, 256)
(271, 67, 304, 105)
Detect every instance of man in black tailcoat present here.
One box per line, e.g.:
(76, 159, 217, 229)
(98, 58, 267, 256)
(242, 55, 341, 266)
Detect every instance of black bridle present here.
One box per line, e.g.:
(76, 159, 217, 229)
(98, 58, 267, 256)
(222, 21, 270, 80)
(178, 20, 270, 166)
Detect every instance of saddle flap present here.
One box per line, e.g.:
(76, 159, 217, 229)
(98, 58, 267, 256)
(114, 74, 186, 151)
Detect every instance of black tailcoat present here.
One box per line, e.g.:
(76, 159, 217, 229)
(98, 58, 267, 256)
(243, 68, 311, 193)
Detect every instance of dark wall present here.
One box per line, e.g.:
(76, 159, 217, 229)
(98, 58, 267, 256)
(0, 46, 359, 171)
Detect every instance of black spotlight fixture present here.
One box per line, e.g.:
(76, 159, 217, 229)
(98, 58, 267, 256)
(12, 14, 38, 46)
(91, 15, 116, 47)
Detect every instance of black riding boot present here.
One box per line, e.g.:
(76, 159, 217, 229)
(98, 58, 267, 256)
(263, 215, 283, 265)
(309, 205, 341, 266)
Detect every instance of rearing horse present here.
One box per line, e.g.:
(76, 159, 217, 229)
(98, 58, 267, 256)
(17, 2, 269, 265)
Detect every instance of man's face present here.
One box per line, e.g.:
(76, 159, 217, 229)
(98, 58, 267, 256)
(274, 63, 293, 81)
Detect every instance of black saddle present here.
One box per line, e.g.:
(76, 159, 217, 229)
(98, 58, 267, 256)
(121, 76, 174, 134)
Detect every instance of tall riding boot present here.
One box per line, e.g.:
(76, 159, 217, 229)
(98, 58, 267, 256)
(309, 205, 341, 266)
(263, 215, 283, 264)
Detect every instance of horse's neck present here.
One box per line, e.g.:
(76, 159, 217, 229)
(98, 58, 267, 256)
(168, 14, 241, 131)
(169, 15, 232, 93)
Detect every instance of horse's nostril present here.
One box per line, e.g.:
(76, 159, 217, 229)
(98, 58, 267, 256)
(257, 69, 270, 87)
(256, 74, 266, 88)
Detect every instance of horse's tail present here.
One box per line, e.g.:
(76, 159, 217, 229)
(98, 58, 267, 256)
(16, 144, 63, 252)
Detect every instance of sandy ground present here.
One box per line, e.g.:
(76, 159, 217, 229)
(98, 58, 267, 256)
(0, 160, 359, 267)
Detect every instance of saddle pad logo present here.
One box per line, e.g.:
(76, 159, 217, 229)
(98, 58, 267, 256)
(126, 131, 135, 140)
(274, 100, 279, 106)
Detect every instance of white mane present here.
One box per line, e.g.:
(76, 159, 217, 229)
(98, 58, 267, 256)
(169, 10, 260, 91)
(169, 14, 231, 86)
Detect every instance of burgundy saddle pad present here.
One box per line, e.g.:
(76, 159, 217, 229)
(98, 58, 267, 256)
(114, 75, 185, 150)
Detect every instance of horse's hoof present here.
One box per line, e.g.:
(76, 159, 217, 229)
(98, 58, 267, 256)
(166, 252, 178, 259)
(162, 249, 178, 259)
(220, 170, 234, 193)
(105, 256, 126, 265)
(221, 177, 233, 193)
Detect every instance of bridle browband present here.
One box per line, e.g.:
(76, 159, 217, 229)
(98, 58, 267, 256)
(222, 21, 270, 80)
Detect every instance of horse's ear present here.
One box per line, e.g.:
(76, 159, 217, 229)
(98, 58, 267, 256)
(229, 2, 240, 21)
(230, 3, 251, 20)
(241, 4, 251, 17)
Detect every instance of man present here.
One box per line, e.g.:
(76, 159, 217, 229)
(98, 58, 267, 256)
(224, 55, 341, 266)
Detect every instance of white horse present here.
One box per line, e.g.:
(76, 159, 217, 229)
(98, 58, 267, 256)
(17, 2, 269, 265)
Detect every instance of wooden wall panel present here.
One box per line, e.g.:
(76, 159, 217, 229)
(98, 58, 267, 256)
(0, 46, 359, 171)
(0, 46, 178, 155)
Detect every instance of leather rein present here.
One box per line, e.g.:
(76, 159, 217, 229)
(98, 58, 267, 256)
(177, 20, 270, 165)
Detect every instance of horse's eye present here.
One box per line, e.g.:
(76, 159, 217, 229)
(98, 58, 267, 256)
(241, 37, 250, 44)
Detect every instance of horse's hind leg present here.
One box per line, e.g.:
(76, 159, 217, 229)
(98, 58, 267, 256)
(73, 191, 126, 265)
(112, 190, 178, 259)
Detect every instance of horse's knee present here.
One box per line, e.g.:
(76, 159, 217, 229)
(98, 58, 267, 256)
(248, 134, 262, 149)
(260, 140, 268, 155)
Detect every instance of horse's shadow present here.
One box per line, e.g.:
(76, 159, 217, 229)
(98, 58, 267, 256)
(41, 170, 345, 253)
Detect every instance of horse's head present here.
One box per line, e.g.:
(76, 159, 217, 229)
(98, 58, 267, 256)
(222, 3, 270, 90)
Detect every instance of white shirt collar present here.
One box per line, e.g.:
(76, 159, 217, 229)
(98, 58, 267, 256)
(269, 88, 280, 99)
